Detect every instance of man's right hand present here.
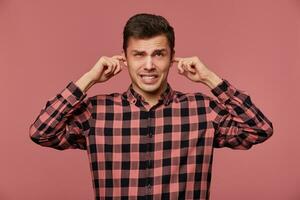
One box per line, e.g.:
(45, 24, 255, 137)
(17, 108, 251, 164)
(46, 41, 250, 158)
(88, 55, 127, 83)
(75, 55, 127, 93)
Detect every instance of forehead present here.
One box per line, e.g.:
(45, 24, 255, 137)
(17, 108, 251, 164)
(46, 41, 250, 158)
(127, 34, 169, 53)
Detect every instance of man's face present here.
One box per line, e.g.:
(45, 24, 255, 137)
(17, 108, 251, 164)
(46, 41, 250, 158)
(122, 34, 174, 99)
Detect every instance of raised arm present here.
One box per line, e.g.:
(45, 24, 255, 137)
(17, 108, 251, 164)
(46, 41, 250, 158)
(172, 56, 274, 150)
(29, 55, 127, 150)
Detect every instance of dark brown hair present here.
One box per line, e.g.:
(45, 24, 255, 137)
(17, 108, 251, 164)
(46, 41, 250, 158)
(123, 13, 175, 59)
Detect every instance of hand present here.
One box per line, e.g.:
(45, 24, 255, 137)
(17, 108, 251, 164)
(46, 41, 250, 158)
(172, 56, 212, 83)
(88, 55, 126, 83)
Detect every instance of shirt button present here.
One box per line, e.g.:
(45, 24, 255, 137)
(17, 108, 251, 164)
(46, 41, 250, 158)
(147, 160, 152, 168)
(147, 183, 152, 191)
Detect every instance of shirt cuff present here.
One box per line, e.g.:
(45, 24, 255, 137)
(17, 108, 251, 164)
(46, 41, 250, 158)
(60, 81, 87, 107)
(210, 79, 236, 103)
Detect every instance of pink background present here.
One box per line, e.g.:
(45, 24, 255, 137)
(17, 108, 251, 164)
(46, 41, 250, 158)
(0, 0, 299, 199)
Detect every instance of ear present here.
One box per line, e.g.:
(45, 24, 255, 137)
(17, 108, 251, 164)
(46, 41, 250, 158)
(170, 50, 176, 66)
(121, 51, 128, 67)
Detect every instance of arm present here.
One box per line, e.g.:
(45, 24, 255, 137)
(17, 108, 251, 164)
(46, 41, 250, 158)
(172, 56, 273, 150)
(28, 80, 93, 150)
(209, 78, 274, 150)
(29, 54, 127, 151)
(28, 55, 126, 150)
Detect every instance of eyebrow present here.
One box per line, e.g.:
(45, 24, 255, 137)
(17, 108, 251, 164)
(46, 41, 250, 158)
(131, 48, 167, 54)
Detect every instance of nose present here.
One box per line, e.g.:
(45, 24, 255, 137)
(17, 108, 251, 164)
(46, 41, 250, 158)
(144, 56, 155, 70)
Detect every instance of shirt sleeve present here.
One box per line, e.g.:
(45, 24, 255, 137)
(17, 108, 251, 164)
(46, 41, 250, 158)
(29, 81, 92, 150)
(209, 78, 274, 150)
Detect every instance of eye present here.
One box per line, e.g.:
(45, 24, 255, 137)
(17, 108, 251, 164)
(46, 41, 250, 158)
(155, 52, 164, 57)
(134, 53, 143, 57)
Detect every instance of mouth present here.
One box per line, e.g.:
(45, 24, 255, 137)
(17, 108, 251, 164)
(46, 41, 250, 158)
(139, 74, 159, 84)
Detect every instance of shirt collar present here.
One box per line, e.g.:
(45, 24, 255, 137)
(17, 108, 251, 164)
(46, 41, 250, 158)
(122, 82, 177, 106)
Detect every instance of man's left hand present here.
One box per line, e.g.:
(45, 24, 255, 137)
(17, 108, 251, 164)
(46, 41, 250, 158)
(172, 56, 223, 88)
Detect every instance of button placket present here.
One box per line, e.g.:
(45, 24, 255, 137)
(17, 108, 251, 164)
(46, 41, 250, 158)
(146, 109, 154, 195)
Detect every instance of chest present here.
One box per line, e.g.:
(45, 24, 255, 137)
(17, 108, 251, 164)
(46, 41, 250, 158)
(87, 102, 215, 161)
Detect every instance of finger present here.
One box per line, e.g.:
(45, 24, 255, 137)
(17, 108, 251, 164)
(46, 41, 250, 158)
(182, 63, 189, 76)
(104, 60, 114, 75)
(112, 55, 126, 62)
(172, 57, 182, 63)
(113, 62, 121, 75)
(110, 60, 118, 75)
(181, 63, 189, 74)
(113, 55, 127, 69)
(119, 58, 127, 69)
(177, 60, 184, 74)
(187, 62, 197, 74)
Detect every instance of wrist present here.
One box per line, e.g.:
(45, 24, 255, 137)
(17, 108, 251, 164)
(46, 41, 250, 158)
(75, 72, 96, 93)
(202, 71, 223, 89)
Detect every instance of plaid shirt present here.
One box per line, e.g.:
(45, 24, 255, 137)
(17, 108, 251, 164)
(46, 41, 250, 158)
(29, 78, 273, 200)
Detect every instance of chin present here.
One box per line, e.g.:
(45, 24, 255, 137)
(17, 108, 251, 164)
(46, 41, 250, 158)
(139, 84, 161, 93)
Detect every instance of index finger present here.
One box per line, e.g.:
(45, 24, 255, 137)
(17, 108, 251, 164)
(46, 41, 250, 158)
(172, 57, 182, 63)
(112, 55, 126, 62)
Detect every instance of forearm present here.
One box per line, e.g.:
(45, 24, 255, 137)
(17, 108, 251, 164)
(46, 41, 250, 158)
(75, 72, 96, 93)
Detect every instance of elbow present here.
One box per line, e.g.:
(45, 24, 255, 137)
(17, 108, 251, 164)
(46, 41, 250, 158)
(28, 124, 41, 145)
(29, 124, 36, 140)
(261, 122, 274, 141)
(29, 123, 50, 146)
(251, 122, 274, 146)
(267, 123, 274, 139)
(234, 122, 274, 150)
(28, 124, 68, 151)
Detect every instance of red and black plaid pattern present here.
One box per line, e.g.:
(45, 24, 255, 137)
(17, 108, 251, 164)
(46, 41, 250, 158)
(29, 79, 273, 200)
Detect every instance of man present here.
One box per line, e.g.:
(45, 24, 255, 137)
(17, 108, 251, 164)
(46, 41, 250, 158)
(29, 13, 273, 200)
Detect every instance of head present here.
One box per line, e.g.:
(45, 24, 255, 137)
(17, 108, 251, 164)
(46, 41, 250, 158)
(121, 13, 175, 101)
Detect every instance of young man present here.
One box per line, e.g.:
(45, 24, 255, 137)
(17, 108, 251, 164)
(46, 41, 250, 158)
(29, 13, 273, 200)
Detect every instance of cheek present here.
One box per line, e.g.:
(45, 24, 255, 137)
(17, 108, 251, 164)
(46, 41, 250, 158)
(160, 61, 172, 73)
(127, 60, 142, 69)
(127, 66, 139, 78)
